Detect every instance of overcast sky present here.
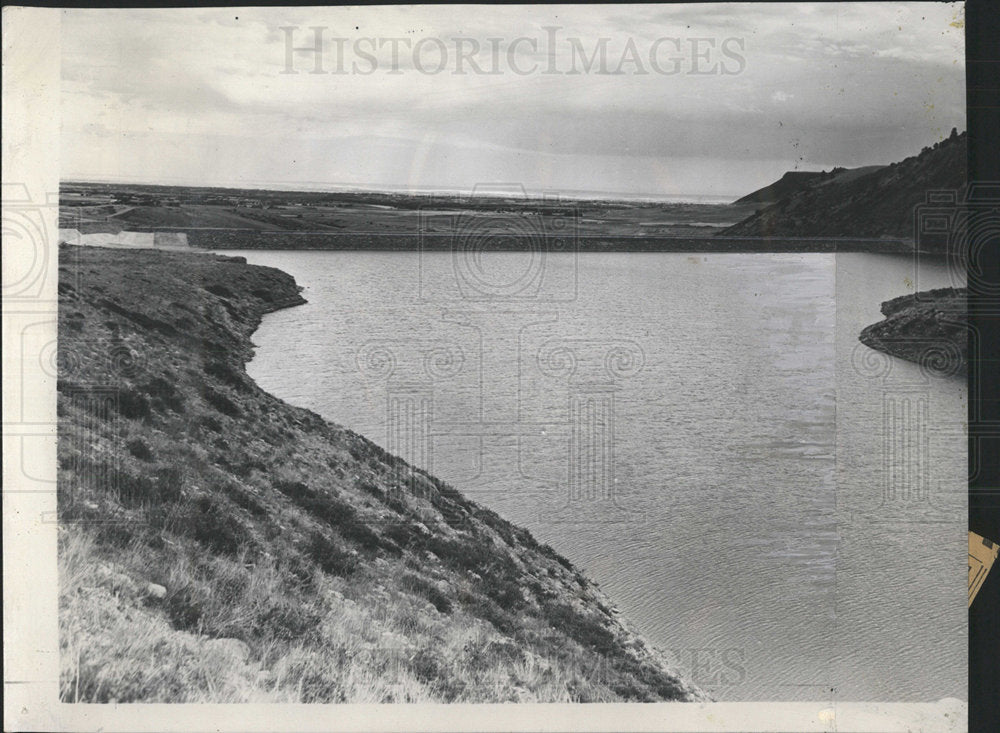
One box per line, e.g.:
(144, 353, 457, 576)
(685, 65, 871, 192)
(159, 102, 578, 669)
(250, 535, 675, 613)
(60, 3, 965, 199)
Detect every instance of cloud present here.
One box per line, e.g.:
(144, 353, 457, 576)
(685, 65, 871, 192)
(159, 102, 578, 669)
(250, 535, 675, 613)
(60, 3, 966, 195)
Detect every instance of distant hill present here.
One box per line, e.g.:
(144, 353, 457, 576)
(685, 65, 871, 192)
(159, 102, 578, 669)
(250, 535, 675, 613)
(734, 171, 829, 204)
(721, 130, 967, 242)
(732, 166, 887, 204)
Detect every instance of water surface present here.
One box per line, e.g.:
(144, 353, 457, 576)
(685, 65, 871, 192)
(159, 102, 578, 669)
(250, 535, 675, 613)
(231, 249, 965, 701)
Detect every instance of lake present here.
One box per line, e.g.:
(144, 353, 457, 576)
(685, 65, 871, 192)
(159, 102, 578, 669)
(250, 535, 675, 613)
(228, 248, 966, 702)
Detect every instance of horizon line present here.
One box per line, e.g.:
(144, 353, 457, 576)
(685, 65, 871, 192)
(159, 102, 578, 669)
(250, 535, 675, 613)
(60, 177, 750, 203)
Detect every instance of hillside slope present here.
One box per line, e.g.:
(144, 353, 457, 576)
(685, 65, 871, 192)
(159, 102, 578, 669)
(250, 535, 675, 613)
(56, 244, 704, 703)
(721, 130, 966, 241)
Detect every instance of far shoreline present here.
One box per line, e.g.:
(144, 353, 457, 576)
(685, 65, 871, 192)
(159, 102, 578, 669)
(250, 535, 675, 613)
(191, 235, 923, 254)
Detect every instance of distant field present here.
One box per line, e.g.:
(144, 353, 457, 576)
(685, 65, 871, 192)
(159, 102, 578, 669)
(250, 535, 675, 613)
(115, 205, 293, 231)
(61, 205, 291, 232)
(58, 181, 913, 252)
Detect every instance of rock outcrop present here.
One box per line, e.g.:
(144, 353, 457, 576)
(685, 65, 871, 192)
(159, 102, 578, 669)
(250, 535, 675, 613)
(858, 287, 967, 376)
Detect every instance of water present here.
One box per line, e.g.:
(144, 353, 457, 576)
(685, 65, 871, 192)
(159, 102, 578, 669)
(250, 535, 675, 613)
(229, 248, 966, 702)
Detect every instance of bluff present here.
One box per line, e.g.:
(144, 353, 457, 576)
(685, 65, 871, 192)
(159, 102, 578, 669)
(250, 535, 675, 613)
(721, 130, 967, 242)
(733, 170, 831, 205)
(56, 244, 704, 703)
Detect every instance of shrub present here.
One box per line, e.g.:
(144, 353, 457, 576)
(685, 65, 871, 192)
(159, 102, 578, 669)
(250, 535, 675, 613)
(475, 507, 517, 546)
(117, 465, 183, 507)
(126, 438, 154, 461)
(357, 481, 384, 499)
(382, 522, 421, 550)
(424, 536, 518, 580)
(162, 581, 211, 631)
(281, 550, 318, 588)
(360, 482, 409, 515)
(116, 389, 151, 420)
(347, 438, 394, 467)
(306, 531, 357, 577)
(457, 590, 517, 634)
(155, 465, 185, 501)
(276, 480, 385, 553)
(612, 655, 684, 701)
(296, 670, 341, 704)
(204, 360, 250, 393)
(202, 386, 240, 417)
(542, 602, 616, 655)
(484, 639, 524, 665)
(177, 495, 248, 556)
(540, 543, 574, 571)
(274, 479, 315, 502)
(384, 494, 408, 515)
(94, 519, 143, 549)
(399, 573, 453, 614)
(200, 414, 223, 433)
(143, 377, 184, 412)
(515, 526, 542, 551)
(409, 648, 443, 684)
(435, 502, 472, 531)
(434, 481, 470, 508)
(259, 599, 323, 642)
(217, 481, 268, 518)
(610, 681, 651, 702)
(484, 576, 526, 610)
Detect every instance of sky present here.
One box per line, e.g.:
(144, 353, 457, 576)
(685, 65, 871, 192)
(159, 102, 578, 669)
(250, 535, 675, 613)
(60, 3, 966, 199)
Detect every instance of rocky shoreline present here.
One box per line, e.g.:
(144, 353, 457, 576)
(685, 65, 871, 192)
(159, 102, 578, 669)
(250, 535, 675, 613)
(56, 244, 704, 703)
(858, 287, 967, 376)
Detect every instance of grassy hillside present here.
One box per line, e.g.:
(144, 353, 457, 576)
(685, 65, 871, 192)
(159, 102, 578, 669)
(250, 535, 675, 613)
(56, 244, 704, 703)
(721, 131, 966, 241)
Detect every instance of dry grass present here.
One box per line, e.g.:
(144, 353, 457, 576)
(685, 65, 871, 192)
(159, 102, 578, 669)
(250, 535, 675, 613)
(58, 524, 622, 703)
